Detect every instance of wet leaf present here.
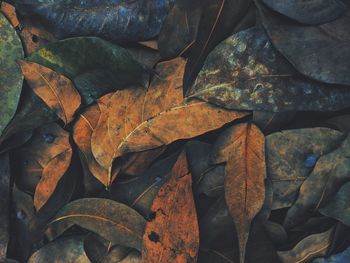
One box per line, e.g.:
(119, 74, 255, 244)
(277, 227, 334, 263)
(259, 3, 350, 86)
(15, 123, 72, 210)
(50, 198, 146, 251)
(20, 60, 81, 125)
(284, 134, 350, 228)
(261, 0, 347, 24)
(27, 37, 149, 105)
(319, 182, 350, 226)
(0, 12, 24, 136)
(190, 27, 350, 112)
(266, 128, 344, 209)
(212, 123, 266, 263)
(11, 0, 174, 42)
(0, 153, 10, 261)
(142, 151, 199, 262)
(28, 236, 90, 263)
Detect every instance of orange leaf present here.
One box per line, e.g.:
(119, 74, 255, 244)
(142, 151, 199, 262)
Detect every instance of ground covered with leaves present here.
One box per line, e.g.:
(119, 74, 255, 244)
(1, 0, 350, 262)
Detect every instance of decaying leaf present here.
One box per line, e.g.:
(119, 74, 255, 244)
(142, 151, 199, 262)
(15, 123, 72, 210)
(50, 198, 146, 251)
(266, 127, 344, 209)
(284, 134, 350, 228)
(1, 2, 20, 28)
(0, 153, 10, 261)
(190, 27, 350, 112)
(0, 12, 24, 136)
(212, 123, 266, 263)
(28, 236, 89, 263)
(277, 227, 334, 263)
(20, 60, 81, 125)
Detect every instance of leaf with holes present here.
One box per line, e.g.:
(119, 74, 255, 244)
(49, 198, 146, 251)
(19, 60, 81, 125)
(142, 151, 199, 262)
(212, 123, 266, 263)
(14, 123, 72, 210)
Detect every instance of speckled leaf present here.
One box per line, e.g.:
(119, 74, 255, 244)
(26, 37, 149, 105)
(258, 3, 350, 86)
(261, 0, 347, 24)
(319, 182, 350, 226)
(0, 12, 24, 136)
(277, 227, 334, 263)
(11, 0, 174, 42)
(28, 236, 90, 263)
(284, 134, 350, 228)
(50, 198, 146, 251)
(190, 27, 350, 112)
(266, 128, 344, 209)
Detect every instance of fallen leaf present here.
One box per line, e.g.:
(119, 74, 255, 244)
(14, 123, 72, 210)
(11, 0, 174, 42)
(0, 153, 10, 261)
(261, 0, 346, 24)
(266, 128, 344, 209)
(190, 27, 350, 112)
(312, 244, 350, 263)
(277, 227, 334, 263)
(212, 123, 266, 263)
(0, 2, 20, 28)
(0, 12, 24, 136)
(28, 236, 89, 263)
(49, 198, 146, 251)
(141, 151, 199, 262)
(20, 60, 81, 125)
(319, 182, 350, 226)
(284, 134, 350, 228)
(253, 111, 296, 134)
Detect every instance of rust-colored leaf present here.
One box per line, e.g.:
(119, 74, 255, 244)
(19, 60, 81, 125)
(212, 123, 266, 263)
(0, 2, 20, 28)
(15, 123, 72, 210)
(141, 151, 199, 262)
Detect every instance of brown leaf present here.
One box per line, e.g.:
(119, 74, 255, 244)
(19, 60, 81, 125)
(15, 123, 72, 210)
(0, 2, 20, 28)
(212, 123, 266, 263)
(277, 227, 334, 263)
(141, 151, 199, 262)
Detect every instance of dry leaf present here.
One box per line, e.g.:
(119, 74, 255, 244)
(142, 151, 199, 262)
(0, 2, 20, 28)
(212, 123, 266, 263)
(19, 60, 81, 125)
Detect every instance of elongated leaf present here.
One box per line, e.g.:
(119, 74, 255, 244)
(258, 3, 350, 86)
(284, 134, 350, 228)
(91, 58, 185, 182)
(15, 123, 72, 210)
(262, 0, 346, 24)
(212, 123, 266, 263)
(277, 228, 334, 263)
(0, 12, 24, 136)
(20, 60, 81, 124)
(50, 198, 146, 251)
(11, 0, 174, 42)
(28, 236, 89, 263)
(319, 182, 350, 226)
(142, 151, 199, 262)
(0, 154, 10, 261)
(190, 27, 350, 112)
(266, 128, 344, 209)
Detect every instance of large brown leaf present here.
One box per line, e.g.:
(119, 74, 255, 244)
(15, 123, 72, 210)
(49, 198, 146, 251)
(19, 60, 81, 125)
(212, 123, 266, 263)
(142, 151, 199, 262)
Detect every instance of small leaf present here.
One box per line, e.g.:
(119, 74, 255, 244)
(212, 123, 266, 263)
(19, 60, 81, 125)
(277, 227, 334, 263)
(50, 198, 146, 251)
(142, 151, 199, 262)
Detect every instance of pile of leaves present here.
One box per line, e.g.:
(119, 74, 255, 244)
(1, 0, 350, 262)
